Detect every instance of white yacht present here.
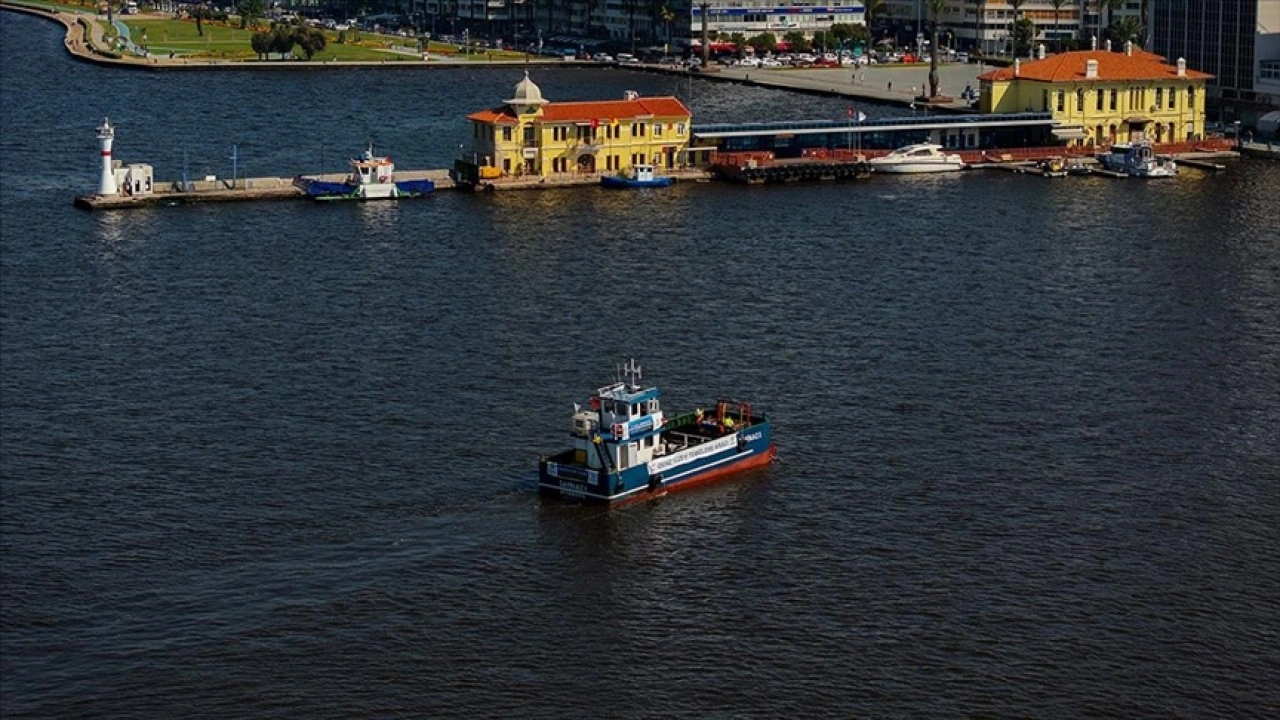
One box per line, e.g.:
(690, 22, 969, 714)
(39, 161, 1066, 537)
(867, 143, 966, 174)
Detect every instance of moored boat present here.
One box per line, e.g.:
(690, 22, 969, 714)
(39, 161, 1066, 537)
(1099, 139, 1177, 178)
(867, 143, 966, 173)
(538, 360, 775, 505)
(1038, 156, 1068, 177)
(600, 163, 674, 189)
(294, 145, 435, 200)
(1064, 157, 1092, 176)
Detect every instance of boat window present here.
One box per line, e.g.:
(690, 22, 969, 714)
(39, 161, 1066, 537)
(631, 403, 640, 415)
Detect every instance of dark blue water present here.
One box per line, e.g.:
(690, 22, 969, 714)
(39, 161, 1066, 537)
(3, 10, 1280, 718)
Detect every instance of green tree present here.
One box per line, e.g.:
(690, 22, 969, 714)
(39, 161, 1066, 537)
(292, 25, 327, 60)
(1007, 0, 1027, 55)
(783, 30, 810, 53)
(746, 32, 776, 54)
(250, 29, 271, 59)
(269, 24, 294, 58)
(1106, 15, 1144, 47)
(1096, 0, 1125, 47)
(659, 4, 676, 43)
(235, 0, 264, 30)
(729, 31, 747, 59)
(1012, 16, 1038, 57)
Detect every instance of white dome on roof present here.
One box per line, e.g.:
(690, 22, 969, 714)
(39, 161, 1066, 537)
(505, 71, 548, 107)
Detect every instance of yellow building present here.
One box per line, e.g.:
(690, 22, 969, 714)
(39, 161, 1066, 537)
(978, 45, 1213, 147)
(453, 73, 693, 184)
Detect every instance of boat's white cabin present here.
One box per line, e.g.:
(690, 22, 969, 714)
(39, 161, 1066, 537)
(569, 360, 666, 471)
(632, 164, 656, 181)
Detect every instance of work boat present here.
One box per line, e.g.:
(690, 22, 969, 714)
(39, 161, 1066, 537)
(538, 360, 775, 505)
(867, 143, 966, 173)
(1100, 139, 1177, 178)
(294, 145, 435, 200)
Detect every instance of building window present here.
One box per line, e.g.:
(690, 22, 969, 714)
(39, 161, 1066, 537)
(1155, 87, 1163, 109)
(1188, 87, 1195, 107)
(1076, 89, 1085, 112)
(654, 123, 663, 137)
(502, 126, 512, 142)
(523, 126, 535, 144)
(502, 158, 511, 173)
(1057, 91, 1065, 112)
(1096, 89, 1103, 111)
(632, 122, 645, 137)
(677, 122, 686, 136)
(1109, 89, 1117, 111)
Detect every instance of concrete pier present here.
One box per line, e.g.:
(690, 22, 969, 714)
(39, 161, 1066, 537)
(74, 169, 454, 210)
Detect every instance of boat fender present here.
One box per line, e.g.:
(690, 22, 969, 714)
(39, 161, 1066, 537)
(648, 475, 662, 492)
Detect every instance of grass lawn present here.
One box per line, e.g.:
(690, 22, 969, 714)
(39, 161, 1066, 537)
(9, 0, 531, 62)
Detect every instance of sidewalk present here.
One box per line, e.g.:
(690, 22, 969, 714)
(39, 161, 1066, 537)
(704, 62, 991, 111)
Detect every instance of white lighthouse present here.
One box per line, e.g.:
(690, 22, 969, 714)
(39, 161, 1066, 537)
(96, 117, 118, 196)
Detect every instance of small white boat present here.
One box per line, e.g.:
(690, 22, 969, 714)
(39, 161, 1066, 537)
(867, 143, 966, 174)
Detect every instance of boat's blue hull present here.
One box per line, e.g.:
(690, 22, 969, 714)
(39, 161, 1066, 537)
(293, 177, 435, 199)
(600, 175, 674, 189)
(538, 418, 774, 505)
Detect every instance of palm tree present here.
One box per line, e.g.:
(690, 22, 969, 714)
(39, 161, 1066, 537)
(1107, 14, 1144, 48)
(1049, 0, 1068, 53)
(926, 0, 946, 97)
(698, 1, 710, 65)
(1098, 0, 1126, 47)
(622, 0, 639, 55)
(862, 0, 885, 38)
(1008, 0, 1028, 56)
(963, 0, 981, 53)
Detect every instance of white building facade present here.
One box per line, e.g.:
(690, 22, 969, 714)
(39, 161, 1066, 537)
(689, 2, 866, 40)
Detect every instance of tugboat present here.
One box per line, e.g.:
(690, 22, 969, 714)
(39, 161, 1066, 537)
(294, 145, 435, 200)
(538, 360, 775, 505)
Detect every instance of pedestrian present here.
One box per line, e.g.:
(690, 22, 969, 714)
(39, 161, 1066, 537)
(888, 81, 892, 91)
(852, 72, 857, 84)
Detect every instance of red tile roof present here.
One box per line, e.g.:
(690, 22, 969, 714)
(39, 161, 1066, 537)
(467, 107, 518, 124)
(977, 50, 1213, 83)
(467, 97, 691, 125)
(540, 97, 691, 122)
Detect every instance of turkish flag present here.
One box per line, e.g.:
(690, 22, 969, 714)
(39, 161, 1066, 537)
(590, 118, 599, 129)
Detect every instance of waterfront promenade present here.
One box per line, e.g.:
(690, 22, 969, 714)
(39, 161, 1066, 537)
(3, 1, 986, 112)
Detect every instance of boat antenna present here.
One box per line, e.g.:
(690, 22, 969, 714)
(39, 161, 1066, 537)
(623, 358, 642, 390)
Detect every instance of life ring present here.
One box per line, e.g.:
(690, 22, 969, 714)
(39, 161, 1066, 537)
(612, 423, 624, 437)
